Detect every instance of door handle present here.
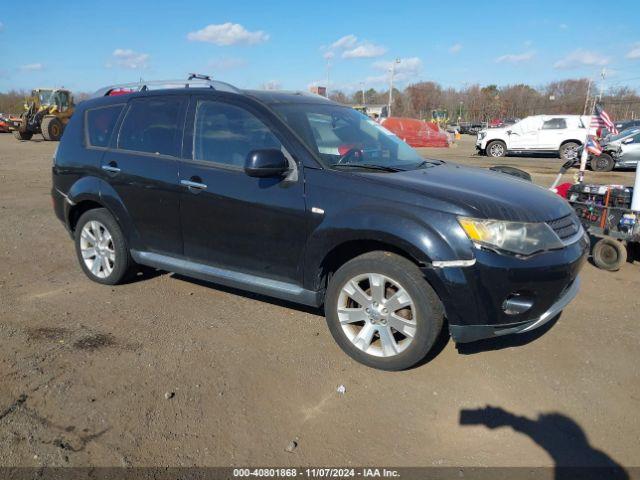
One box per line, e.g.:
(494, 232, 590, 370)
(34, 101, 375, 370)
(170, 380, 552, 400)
(180, 179, 208, 190)
(102, 163, 120, 173)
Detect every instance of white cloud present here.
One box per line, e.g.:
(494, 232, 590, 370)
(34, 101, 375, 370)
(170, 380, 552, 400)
(208, 57, 246, 71)
(331, 34, 358, 50)
(559, 23, 568, 29)
(449, 43, 462, 54)
(0, 22, 4, 32)
(495, 51, 536, 63)
(187, 23, 269, 46)
(342, 42, 387, 59)
(109, 49, 150, 69)
(627, 43, 640, 60)
(324, 34, 386, 60)
(20, 63, 44, 71)
(554, 49, 609, 69)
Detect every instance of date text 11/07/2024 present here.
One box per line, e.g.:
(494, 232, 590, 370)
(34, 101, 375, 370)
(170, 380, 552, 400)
(232, 468, 400, 478)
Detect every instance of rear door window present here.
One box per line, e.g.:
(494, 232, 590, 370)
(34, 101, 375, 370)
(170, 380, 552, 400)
(85, 105, 124, 148)
(542, 118, 567, 130)
(117, 97, 186, 157)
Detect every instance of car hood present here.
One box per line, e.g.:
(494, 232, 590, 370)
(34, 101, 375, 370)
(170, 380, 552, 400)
(363, 163, 573, 222)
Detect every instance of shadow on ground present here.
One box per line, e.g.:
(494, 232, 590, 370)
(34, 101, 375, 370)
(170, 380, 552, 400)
(460, 406, 629, 480)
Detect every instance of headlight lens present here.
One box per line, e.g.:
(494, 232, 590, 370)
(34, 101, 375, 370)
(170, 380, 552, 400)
(458, 217, 564, 256)
(479, 131, 487, 140)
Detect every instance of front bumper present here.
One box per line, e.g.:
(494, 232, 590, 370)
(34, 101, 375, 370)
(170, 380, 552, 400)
(449, 276, 580, 343)
(423, 232, 589, 343)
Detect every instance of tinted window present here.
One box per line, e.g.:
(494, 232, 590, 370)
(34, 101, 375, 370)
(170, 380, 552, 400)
(542, 118, 567, 130)
(118, 97, 185, 156)
(85, 105, 124, 148)
(193, 101, 281, 167)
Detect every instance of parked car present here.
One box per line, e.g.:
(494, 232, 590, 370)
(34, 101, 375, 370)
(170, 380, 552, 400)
(614, 119, 640, 132)
(477, 115, 590, 160)
(51, 76, 588, 370)
(591, 128, 640, 171)
(0, 114, 11, 133)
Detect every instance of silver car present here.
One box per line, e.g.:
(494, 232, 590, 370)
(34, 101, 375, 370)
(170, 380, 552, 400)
(592, 128, 640, 171)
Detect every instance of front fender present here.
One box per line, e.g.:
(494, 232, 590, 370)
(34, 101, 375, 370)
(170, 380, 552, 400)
(302, 205, 473, 291)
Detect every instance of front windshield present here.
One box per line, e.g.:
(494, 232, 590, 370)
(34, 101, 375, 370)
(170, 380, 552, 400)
(273, 103, 431, 170)
(608, 128, 640, 142)
(34, 90, 54, 105)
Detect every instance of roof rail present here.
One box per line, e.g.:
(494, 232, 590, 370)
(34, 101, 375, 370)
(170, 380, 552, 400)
(91, 73, 241, 98)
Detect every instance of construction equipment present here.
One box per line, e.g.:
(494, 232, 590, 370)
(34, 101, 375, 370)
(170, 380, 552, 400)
(10, 88, 74, 141)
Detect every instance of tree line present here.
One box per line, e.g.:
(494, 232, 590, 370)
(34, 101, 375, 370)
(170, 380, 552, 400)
(328, 78, 640, 123)
(2, 78, 639, 122)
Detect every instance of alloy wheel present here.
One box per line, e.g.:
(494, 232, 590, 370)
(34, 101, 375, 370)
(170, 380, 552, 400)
(337, 273, 417, 357)
(489, 143, 504, 157)
(80, 220, 115, 279)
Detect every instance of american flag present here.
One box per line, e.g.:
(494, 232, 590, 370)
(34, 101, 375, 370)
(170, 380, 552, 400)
(586, 136, 602, 156)
(590, 103, 618, 135)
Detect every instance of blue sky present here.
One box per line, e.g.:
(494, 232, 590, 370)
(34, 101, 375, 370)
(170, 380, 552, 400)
(1, 0, 640, 94)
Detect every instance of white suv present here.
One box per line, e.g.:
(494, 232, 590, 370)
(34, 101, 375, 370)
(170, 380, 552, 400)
(476, 115, 589, 160)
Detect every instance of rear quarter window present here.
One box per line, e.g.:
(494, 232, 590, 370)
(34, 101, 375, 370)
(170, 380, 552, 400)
(85, 104, 124, 148)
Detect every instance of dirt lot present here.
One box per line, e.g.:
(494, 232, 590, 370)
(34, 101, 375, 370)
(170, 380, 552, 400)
(1, 133, 639, 472)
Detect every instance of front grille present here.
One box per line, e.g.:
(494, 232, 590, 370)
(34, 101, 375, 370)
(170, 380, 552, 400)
(547, 214, 580, 240)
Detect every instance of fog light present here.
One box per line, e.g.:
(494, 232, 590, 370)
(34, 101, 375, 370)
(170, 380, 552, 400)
(502, 294, 534, 315)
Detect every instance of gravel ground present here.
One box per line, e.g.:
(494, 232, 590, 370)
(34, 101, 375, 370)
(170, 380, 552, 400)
(0, 133, 639, 471)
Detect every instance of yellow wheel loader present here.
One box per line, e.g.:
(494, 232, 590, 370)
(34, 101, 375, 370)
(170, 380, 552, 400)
(11, 88, 74, 141)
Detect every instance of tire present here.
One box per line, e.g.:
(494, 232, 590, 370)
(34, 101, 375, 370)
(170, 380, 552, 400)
(325, 251, 444, 371)
(559, 142, 580, 161)
(486, 140, 506, 158)
(74, 208, 133, 285)
(13, 130, 33, 140)
(41, 117, 64, 141)
(592, 238, 627, 271)
(590, 153, 615, 172)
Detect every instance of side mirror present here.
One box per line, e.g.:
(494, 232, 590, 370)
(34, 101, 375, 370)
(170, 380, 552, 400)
(244, 149, 289, 178)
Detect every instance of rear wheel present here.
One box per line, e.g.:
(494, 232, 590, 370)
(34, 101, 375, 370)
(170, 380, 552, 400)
(590, 153, 615, 172)
(13, 130, 33, 140)
(486, 140, 506, 158)
(325, 251, 444, 371)
(74, 208, 133, 285)
(592, 238, 627, 271)
(559, 142, 580, 161)
(41, 117, 63, 141)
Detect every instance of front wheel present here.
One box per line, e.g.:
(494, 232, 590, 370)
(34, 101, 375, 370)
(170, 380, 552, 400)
(486, 140, 506, 158)
(325, 251, 444, 370)
(591, 153, 615, 172)
(13, 130, 33, 140)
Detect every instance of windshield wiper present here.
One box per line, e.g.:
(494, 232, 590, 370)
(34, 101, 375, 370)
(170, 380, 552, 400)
(414, 159, 444, 169)
(331, 162, 403, 172)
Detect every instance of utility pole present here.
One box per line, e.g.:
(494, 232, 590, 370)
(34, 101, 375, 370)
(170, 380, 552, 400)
(360, 82, 365, 105)
(598, 68, 606, 101)
(583, 78, 592, 115)
(326, 59, 331, 96)
(388, 58, 400, 117)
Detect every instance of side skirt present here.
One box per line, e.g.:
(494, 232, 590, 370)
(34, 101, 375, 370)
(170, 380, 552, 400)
(131, 250, 323, 307)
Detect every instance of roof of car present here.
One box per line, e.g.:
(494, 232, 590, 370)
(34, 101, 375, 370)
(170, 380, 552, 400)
(242, 89, 335, 106)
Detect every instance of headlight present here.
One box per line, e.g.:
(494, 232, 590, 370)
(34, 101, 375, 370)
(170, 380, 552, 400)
(478, 131, 487, 140)
(458, 217, 563, 256)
